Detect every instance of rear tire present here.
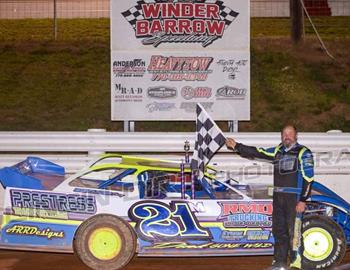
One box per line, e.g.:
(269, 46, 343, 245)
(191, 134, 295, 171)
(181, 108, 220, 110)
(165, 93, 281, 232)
(73, 214, 136, 270)
(302, 215, 346, 270)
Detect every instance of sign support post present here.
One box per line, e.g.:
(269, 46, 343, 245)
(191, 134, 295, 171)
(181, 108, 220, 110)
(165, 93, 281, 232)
(123, 121, 135, 132)
(228, 120, 239, 132)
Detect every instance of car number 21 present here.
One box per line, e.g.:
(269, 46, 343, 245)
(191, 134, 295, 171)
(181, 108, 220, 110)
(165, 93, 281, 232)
(128, 201, 212, 241)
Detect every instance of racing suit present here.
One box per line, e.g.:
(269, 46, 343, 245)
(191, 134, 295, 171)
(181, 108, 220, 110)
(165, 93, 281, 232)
(234, 142, 314, 267)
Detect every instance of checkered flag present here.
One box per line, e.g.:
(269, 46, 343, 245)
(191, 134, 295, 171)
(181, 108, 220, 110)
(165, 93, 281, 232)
(220, 7, 239, 26)
(213, 0, 239, 27)
(121, 1, 145, 29)
(191, 103, 226, 180)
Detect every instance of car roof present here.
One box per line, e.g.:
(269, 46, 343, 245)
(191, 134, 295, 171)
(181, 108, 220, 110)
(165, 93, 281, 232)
(90, 154, 185, 171)
(88, 154, 216, 176)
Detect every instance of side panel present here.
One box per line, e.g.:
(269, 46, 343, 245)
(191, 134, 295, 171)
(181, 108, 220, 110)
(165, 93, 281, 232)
(128, 199, 274, 256)
(0, 188, 93, 252)
(1, 187, 274, 257)
(1, 216, 80, 252)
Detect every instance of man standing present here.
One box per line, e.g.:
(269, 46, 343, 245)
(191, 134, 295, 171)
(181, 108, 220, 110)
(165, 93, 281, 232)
(226, 125, 314, 270)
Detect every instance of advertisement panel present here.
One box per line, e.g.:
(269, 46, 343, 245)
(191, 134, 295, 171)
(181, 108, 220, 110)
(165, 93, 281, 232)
(111, 0, 250, 121)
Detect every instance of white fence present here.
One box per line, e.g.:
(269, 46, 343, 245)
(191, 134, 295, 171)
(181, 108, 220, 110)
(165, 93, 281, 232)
(0, 130, 349, 200)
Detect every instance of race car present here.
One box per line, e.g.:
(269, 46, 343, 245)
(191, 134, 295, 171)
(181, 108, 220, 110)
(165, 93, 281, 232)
(0, 154, 349, 270)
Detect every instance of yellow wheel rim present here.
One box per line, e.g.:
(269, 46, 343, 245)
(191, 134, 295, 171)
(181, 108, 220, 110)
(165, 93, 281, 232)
(88, 227, 122, 260)
(303, 227, 334, 261)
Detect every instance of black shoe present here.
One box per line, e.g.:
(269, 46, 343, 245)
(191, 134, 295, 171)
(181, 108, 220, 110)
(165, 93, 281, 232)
(265, 267, 288, 270)
(266, 261, 288, 270)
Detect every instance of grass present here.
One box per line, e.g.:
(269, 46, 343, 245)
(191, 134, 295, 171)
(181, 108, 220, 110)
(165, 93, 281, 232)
(0, 18, 110, 42)
(251, 17, 350, 37)
(0, 18, 349, 132)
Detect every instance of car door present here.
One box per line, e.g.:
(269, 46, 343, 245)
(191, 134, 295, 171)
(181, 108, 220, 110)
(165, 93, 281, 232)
(128, 171, 274, 256)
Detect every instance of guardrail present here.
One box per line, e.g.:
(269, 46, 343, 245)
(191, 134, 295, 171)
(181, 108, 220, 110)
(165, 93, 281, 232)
(0, 130, 349, 200)
(0, 130, 349, 153)
(0, 129, 349, 171)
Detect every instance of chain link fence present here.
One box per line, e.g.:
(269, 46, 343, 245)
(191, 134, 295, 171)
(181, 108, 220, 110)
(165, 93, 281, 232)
(0, 0, 349, 41)
(1, 0, 349, 19)
(0, 0, 108, 19)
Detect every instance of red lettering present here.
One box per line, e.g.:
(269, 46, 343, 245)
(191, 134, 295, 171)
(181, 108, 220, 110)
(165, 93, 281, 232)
(222, 203, 273, 215)
(166, 3, 180, 18)
(136, 21, 149, 36)
(149, 20, 162, 34)
(206, 20, 225, 36)
(239, 203, 256, 213)
(181, 3, 193, 18)
(178, 19, 191, 34)
(194, 4, 206, 17)
(140, 3, 221, 20)
(206, 4, 220, 19)
(164, 19, 177, 34)
(258, 204, 273, 215)
(142, 4, 161, 19)
(191, 57, 212, 70)
(193, 20, 205, 34)
(148, 55, 162, 71)
(223, 204, 238, 215)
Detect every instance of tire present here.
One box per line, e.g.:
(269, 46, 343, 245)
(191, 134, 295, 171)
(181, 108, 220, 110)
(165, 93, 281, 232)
(302, 215, 346, 270)
(73, 214, 137, 270)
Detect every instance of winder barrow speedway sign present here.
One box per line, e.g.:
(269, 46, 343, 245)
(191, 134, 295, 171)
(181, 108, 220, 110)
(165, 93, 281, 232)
(111, 0, 250, 121)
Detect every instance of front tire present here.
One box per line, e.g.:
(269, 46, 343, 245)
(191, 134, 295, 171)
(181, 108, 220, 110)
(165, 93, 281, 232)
(73, 214, 136, 270)
(302, 215, 346, 270)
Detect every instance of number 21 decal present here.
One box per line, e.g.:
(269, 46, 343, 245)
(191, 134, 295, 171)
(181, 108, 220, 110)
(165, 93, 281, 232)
(128, 201, 212, 241)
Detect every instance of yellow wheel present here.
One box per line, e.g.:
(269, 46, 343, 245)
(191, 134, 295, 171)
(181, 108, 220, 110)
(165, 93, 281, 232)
(302, 215, 346, 270)
(88, 227, 122, 260)
(303, 227, 333, 262)
(74, 214, 136, 270)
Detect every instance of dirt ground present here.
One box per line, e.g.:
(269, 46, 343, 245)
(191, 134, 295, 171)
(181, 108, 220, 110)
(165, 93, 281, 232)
(0, 250, 350, 270)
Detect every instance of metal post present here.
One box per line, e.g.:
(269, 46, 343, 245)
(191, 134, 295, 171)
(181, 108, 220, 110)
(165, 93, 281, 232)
(123, 121, 135, 132)
(290, 0, 304, 44)
(53, 0, 57, 40)
(228, 120, 239, 132)
(184, 140, 190, 164)
(184, 140, 193, 199)
(191, 170, 196, 200)
(180, 161, 185, 199)
(87, 129, 106, 157)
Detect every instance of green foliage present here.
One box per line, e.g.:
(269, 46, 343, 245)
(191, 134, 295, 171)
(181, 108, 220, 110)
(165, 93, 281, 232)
(0, 18, 349, 132)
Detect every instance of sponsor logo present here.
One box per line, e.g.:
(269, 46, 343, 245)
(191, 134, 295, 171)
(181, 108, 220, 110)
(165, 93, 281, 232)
(10, 190, 97, 215)
(115, 84, 143, 95)
(218, 202, 273, 228)
(148, 56, 213, 81)
(180, 102, 213, 113)
(114, 84, 143, 102)
(146, 102, 176, 112)
(113, 59, 146, 77)
(221, 230, 245, 241)
(122, 0, 239, 47)
(147, 86, 177, 99)
(246, 230, 271, 241)
(12, 207, 68, 219)
(216, 59, 248, 80)
(181, 86, 212, 100)
(216, 86, 246, 99)
(6, 225, 65, 240)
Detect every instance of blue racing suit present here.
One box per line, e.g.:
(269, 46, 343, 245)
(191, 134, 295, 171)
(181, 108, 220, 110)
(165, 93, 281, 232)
(234, 142, 314, 266)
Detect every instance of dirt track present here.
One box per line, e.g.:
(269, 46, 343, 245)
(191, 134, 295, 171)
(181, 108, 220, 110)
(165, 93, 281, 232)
(1, 250, 350, 270)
